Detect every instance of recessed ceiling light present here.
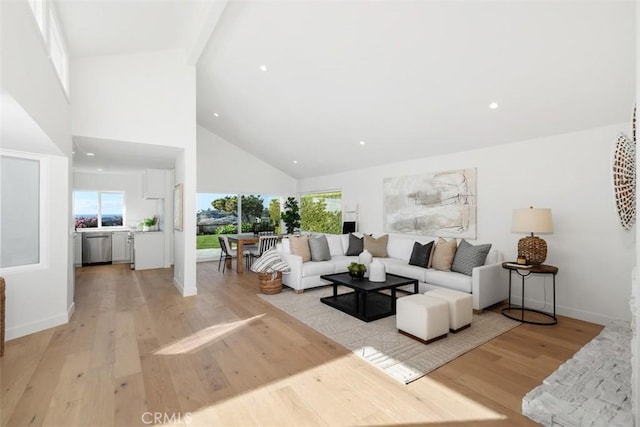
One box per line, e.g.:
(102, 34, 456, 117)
(259, 65, 268, 72)
(293, 160, 298, 164)
(97, 168, 103, 171)
(72, 151, 75, 155)
(359, 141, 365, 145)
(86, 152, 95, 156)
(489, 102, 499, 109)
(213, 112, 219, 117)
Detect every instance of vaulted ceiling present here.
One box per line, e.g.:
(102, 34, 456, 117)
(58, 1, 635, 178)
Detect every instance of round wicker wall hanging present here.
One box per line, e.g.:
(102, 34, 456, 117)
(612, 105, 636, 230)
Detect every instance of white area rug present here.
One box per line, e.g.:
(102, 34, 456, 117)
(259, 286, 520, 384)
(522, 322, 633, 426)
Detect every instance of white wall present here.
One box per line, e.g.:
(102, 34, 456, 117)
(0, 0, 73, 339)
(197, 126, 297, 194)
(299, 123, 635, 324)
(74, 171, 162, 228)
(173, 149, 197, 296)
(71, 49, 195, 148)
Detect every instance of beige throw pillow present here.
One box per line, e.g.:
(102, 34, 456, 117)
(431, 238, 457, 271)
(427, 240, 437, 268)
(363, 234, 389, 258)
(288, 235, 311, 262)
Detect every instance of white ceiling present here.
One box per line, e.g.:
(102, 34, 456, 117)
(56, 1, 635, 179)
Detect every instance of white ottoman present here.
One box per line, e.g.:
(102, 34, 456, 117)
(396, 294, 449, 344)
(426, 288, 473, 333)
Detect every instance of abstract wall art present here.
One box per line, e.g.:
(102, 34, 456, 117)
(383, 168, 477, 238)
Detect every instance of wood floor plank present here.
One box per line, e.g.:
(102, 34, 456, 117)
(114, 311, 142, 379)
(7, 328, 73, 427)
(0, 263, 605, 426)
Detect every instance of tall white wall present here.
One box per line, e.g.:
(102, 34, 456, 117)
(71, 50, 194, 148)
(299, 123, 635, 324)
(197, 126, 297, 194)
(0, 0, 73, 339)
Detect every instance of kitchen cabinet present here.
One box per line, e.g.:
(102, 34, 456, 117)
(144, 169, 165, 199)
(134, 232, 164, 270)
(74, 233, 82, 267)
(112, 231, 131, 263)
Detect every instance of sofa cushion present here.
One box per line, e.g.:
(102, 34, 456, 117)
(289, 235, 311, 262)
(364, 234, 388, 257)
(386, 235, 416, 261)
(432, 238, 457, 271)
(331, 255, 358, 273)
(345, 233, 364, 256)
(308, 235, 331, 261)
(385, 259, 429, 283)
(302, 261, 336, 277)
(451, 239, 492, 276)
(426, 269, 472, 293)
(408, 241, 435, 268)
(325, 234, 344, 257)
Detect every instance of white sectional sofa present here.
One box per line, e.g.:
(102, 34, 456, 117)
(276, 233, 508, 311)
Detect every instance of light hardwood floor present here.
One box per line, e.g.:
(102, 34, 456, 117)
(1, 262, 602, 426)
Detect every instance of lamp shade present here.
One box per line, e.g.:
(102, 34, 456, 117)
(511, 207, 553, 234)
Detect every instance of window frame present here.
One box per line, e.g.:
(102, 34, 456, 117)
(73, 191, 126, 230)
(0, 150, 49, 272)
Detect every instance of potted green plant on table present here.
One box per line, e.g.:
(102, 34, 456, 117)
(281, 197, 301, 234)
(347, 262, 367, 279)
(142, 216, 157, 232)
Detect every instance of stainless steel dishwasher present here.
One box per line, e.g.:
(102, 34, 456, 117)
(82, 232, 113, 265)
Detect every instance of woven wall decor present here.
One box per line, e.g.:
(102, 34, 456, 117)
(613, 131, 636, 230)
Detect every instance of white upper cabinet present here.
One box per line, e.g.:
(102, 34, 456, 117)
(144, 169, 165, 199)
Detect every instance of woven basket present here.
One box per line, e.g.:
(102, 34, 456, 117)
(258, 272, 282, 295)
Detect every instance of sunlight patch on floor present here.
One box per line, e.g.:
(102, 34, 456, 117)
(181, 353, 507, 426)
(153, 314, 265, 355)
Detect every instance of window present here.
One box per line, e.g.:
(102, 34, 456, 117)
(48, 6, 69, 94)
(74, 191, 124, 229)
(26, 0, 69, 96)
(1, 155, 41, 268)
(300, 191, 342, 234)
(196, 193, 282, 249)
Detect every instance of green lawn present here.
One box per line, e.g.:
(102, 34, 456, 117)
(196, 234, 221, 249)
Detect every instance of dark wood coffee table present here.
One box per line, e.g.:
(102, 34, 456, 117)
(319, 272, 419, 322)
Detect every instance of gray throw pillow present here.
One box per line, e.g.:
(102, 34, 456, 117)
(345, 233, 364, 256)
(309, 235, 332, 261)
(451, 239, 492, 276)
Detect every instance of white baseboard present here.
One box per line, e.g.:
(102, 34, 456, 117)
(173, 277, 197, 297)
(5, 312, 69, 341)
(67, 301, 75, 321)
(519, 296, 621, 326)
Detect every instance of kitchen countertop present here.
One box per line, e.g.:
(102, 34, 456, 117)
(75, 227, 135, 233)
